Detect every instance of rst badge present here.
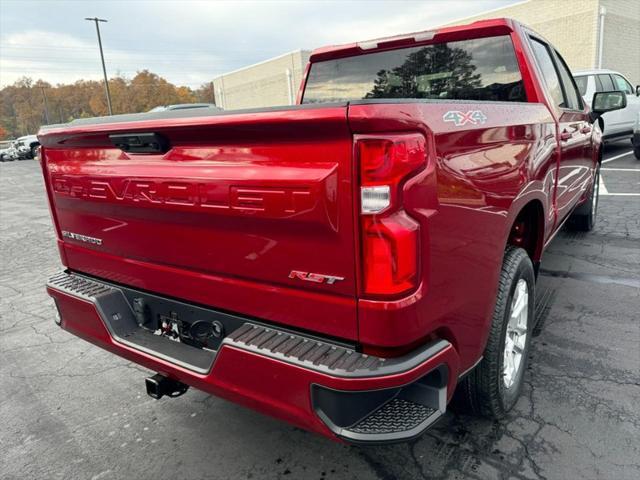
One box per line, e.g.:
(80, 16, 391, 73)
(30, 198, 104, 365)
(443, 110, 487, 127)
(289, 270, 344, 285)
(61, 230, 103, 246)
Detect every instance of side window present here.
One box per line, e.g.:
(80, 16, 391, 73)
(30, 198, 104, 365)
(597, 74, 614, 91)
(574, 76, 588, 96)
(613, 74, 632, 94)
(553, 50, 582, 110)
(530, 38, 564, 107)
(594, 75, 604, 92)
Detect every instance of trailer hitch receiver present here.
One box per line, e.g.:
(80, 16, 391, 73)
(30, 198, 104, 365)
(145, 373, 189, 400)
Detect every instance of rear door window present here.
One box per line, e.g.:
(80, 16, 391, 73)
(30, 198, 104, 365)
(553, 50, 582, 110)
(597, 74, 614, 91)
(302, 35, 526, 103)
(594, 75, 603, 92)
(574, 76, 588, 96)
(529, 38, 564, 108)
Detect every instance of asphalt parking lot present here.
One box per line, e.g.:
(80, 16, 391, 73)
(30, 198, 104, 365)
(1, 144, 639, 480)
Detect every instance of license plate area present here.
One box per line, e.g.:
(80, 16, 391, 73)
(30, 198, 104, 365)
(119, 286, 247, 353)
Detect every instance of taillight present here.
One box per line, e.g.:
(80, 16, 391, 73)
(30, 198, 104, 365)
(357, 134, 426, 296)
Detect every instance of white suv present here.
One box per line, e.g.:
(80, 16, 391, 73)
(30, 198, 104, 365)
(573, 69, 640, 158)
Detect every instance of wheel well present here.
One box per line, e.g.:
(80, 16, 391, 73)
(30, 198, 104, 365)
(507, 200, 544, 265)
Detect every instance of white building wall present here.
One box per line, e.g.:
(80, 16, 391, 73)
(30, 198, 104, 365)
(600, 0, 640, 83)
(213, 50, 311, 110)
(443, 0, 639, 83)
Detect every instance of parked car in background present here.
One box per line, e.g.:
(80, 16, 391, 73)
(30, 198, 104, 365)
(147, 103, 220, 112)
(15, 135, 41, 159)
(0, 147, 11, 162)
(1, 140, 30, 161)
(573, 69, 640, 158)
(0, 140, 12, 162)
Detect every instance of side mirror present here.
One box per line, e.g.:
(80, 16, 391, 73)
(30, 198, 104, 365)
(589, 90, 627, 122)
(636, 85, 640, 97)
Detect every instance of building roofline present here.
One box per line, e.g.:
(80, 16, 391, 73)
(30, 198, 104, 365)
(436, 0, 531, 28)
(213, 49, 311, 79)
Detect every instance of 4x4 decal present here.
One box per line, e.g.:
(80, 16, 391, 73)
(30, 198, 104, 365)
(443, 110, 488, 127)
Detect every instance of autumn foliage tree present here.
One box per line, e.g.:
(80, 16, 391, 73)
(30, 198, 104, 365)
(0, 71, 216, 138)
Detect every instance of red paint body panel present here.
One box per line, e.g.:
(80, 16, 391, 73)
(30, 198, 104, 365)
(349, 101, 559, 367)
(39, 18, 600, 439)
(42, 107, 360, 340)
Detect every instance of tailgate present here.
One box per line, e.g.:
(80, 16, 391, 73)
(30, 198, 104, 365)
(39, 106, 359, 340)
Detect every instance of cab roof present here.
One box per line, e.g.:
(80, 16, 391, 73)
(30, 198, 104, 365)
(309, 18, 523, 63)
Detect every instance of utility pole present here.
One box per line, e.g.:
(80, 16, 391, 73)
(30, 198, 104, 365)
(40, 87, 50, 124)
(85, 17, 113, 115)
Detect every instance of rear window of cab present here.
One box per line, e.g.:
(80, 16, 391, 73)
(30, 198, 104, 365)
(303, 35, 526, 104)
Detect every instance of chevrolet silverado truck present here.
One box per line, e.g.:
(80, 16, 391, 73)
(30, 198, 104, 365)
(39, 18, 625, 444)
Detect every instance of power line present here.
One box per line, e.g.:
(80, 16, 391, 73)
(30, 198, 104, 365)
(0, 55, 233, 66)
(0, 69, 222, 79)
(0, 77, 214, 87)
(0, 43, 283, 54)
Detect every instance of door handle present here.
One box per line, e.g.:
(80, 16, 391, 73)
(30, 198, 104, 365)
(560, 130, 572, 141)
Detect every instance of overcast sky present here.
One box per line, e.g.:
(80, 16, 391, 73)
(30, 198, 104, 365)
(0, 0, 520, 88)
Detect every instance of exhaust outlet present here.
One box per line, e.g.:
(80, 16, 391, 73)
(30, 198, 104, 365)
(145, 373, 189, 400)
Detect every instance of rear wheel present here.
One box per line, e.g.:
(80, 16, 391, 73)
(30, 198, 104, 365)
(458, 246, 534, 418)
(568, 163, 600, 231)
(634, 145, 640, 160)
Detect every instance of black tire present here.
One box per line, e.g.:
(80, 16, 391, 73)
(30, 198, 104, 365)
(634, 145, 640, 160)
(568, 162, 600, 231)
(456, 246, 535, 418)
(30, 145, 39, 159)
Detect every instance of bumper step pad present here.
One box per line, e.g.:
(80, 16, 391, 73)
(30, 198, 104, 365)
(350, 398, 437, 435)
(311, 364, 448, 444)
(226, 323, 449, 379)
(227, 323, 383, 375)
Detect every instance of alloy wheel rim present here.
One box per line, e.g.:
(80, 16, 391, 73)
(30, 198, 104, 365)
(503, 278, 529, 388)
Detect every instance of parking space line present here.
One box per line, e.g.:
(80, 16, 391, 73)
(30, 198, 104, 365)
(601, 168, 640, 172)
(602, 150, 633, 164)
(600, 193, 640, 196)
(599, 162, 640, 196)
(598, 174, 640, 196)
(599, 174, 609, 195)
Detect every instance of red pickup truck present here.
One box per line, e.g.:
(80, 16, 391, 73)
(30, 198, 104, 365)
(39, 18, 625, 444)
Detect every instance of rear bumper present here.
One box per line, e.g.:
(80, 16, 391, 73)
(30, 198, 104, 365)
(47, 271, 460, 444)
